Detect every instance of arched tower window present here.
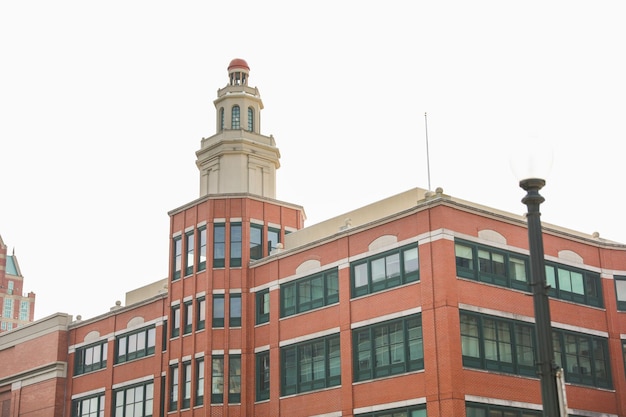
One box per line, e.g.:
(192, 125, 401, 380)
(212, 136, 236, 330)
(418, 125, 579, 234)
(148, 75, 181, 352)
(232, 105, 240, 129)
(220, 108, 225, 131)
(247, 107, 254, 132)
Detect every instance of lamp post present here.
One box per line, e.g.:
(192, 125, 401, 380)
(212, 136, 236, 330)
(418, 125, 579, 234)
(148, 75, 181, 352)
(520, 177, 562, 417)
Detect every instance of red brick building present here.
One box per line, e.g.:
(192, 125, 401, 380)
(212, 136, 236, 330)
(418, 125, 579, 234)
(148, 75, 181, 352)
(2, 59, 626, 417)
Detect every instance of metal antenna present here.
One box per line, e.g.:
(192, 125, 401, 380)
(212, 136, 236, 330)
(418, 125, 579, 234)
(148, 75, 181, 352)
(425, 112, 432, 191)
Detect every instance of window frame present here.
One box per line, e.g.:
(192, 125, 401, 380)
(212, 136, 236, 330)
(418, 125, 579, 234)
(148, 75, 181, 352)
(247, 107, 254, 132)
(353, 314, 424, 382)
(71, 392, 104, 417)
(196, 297, 206, 330)
(256, 350, 270, 401)
(250, 223, 264, 260)
(229, 293, 242, 327)
(230, 223, 242, 267)
(231, 105, 240, 129)
(281, 334, 341, 396)
(172, 236, 182, 281)
(211, 356, 224, 404)
(197, 226, 207, 272)
(169, 364, 179, 411)
(213, 223, 225, 268)
(182, 361, 192, 409)
(351, 244, 419, 298)
(75, 340, 108, 375)
(183, 301, 193, 335)
(460, 311, 536, 377)
(256, 289, 270, 325)
(185, 231, 194, 276)
(213, 294, 225, 328)
(195, 357, 205, 406)
(113, 380, 154, 417)
(171, 305, 181, 338)
(280, 268, 339, 317)
(115, 326, 156, 364)
(228, 355, 242, 403)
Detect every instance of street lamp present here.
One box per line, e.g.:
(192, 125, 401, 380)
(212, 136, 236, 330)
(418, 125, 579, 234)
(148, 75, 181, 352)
(519, 177, 562, 417)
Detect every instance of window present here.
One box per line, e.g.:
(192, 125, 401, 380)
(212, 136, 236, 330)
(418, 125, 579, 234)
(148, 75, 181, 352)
(455, 240, 529, 290)
(19, 301, 29, 320)
(353, 314, 423, 382)
(172, 236, 182, 280)
(256, 351, 270, 401)
(161, 320, 168, 352)
(545, 263, 602, 307)
(213, 224, 225, 268)
(183, 301, 193, 335)
(197, 226, 207, 272)
(169, 364, 179, 411)
(114, 381, 154, 417)
(230, 294, 242, 327)
(219, 108, 224, 131)
(72, 393, 104, 417)
(281, 334, 341, 395)
(3, 298, 12, 318)
(213, 295, 225, 328)
(230, 223, 242, 267)
(247, 107, 254, 132)
(185, 231, 194, 276)
(229, 356, 241, 403)
(196, 297, 206, 330)
(460, 311, 536, 377)
(281, 268, 339, 317)
(231, 105, 240, 129)
(7, 281, 13, 295)
(171, 305, 181, 338)
(211, 356, 224, 403)
(466, 402, 541, 417)
(256, 289, 270, 325)
(115, 326, 156, 364)
(615, 275, 626, 311)
(268, 227, 280, 253)
(455, 239, 603, 307)
(195, 358, 205, 406)
(182, 361, 192, 409)
(250, 223, 263, 260)
(351, 244, 419, 297)
(356, 405, 426, 417)
(75, 340, 108, 375)
(553, 329, 612, 388)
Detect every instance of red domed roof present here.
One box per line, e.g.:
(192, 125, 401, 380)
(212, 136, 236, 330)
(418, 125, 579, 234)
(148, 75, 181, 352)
(228, 58, 249, 71)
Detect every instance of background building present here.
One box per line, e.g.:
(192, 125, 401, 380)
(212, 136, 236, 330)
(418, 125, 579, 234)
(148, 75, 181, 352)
(2, 59, 626, 417)
(0, 235, 35, 333)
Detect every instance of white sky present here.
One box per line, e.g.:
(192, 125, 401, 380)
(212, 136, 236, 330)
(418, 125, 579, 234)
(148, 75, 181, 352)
(2, 1, 625, 321)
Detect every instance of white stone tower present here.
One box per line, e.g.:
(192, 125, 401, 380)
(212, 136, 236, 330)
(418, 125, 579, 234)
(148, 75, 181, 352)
(195, 58, 280, 198)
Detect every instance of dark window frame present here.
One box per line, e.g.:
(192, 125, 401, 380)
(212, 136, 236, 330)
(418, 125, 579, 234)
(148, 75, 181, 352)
(183, 301, 193, 335)
(256, 351, 270, 401)
(197, 226, 207, 272)
(115, 326, 156, 364)
(74, 340, 108, 375)
(351, 244, 419, 298)
(460, 311, 536, 377)
(281, 334, 341, 395)
(230, 293, 242, 327)
(228, 355, 242, 403)
(230, 223, 242, 267)
(466, 401, 541, 417)
(171, 305, 181, 338)
(256, 289, 270, 325)
(211, 356, 224, 404)
(195, 357, 205, 406)
(71, 392, 104, 417)
(356, 405, 427, 417)
(281, 268, 339, 317)
(213, 224, 225, 268)
(353, 314, 423, 382)
(196, 297, 206, 330)
(113, 380, 154, 417)
(250, 223, 264, 260)
(213, 294, 225, 328)
(172, 236, 182, 281)
(185, 231, 194, 276)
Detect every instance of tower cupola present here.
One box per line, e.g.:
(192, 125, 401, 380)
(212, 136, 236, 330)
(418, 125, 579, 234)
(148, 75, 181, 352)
(195, 59, 280, 199)
(228, 58, 250, 86)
